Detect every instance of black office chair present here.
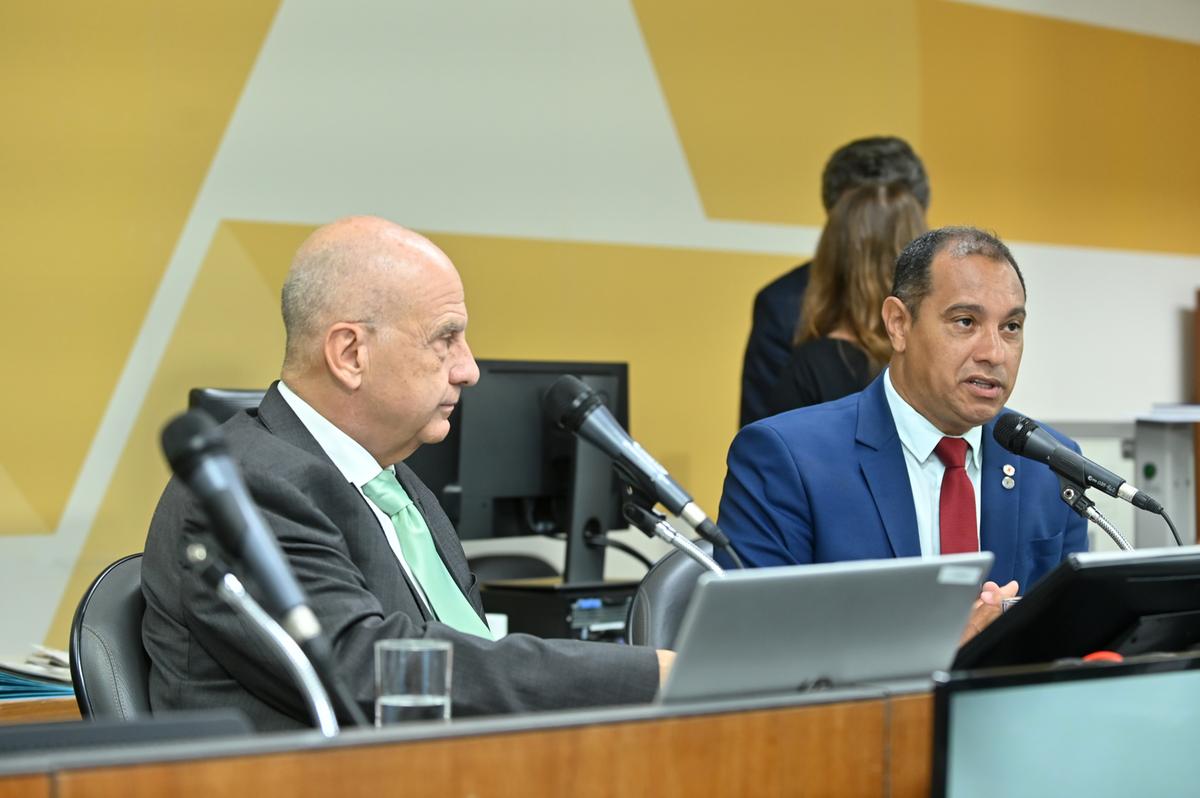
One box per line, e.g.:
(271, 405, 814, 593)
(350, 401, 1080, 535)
(188, 388, 266, 424)
(467, 554, 560, 582)
(69, 553, 152, 720)
(625, 541, 713, 649)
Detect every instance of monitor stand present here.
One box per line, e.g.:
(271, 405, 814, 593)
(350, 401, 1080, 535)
(479, 433, 638, 642)
(560, 433, 611, 585)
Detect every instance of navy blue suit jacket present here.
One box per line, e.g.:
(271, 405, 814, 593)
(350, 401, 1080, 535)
(739, 263, 810, 428)
(717, 375, 1088, 589)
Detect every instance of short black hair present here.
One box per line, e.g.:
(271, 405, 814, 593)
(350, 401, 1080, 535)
(891, 227, 1025, 316)
(822, 136, 930, 212)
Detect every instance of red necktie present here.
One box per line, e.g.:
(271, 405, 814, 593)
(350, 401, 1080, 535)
(934, 437, 978, 554)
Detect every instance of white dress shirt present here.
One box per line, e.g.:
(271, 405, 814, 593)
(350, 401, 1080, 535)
(277, 380, 434, 614)
(882, 369, 983, 556)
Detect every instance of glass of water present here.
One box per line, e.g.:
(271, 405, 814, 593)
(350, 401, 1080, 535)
(374, 639, 452, 726)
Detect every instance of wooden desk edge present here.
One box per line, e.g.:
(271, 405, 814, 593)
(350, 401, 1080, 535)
(0, 697, 79, 725)
(0, 693, 933, 797)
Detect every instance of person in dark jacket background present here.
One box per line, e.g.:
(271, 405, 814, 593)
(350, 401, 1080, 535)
(739, 136, 930, 427)
(766, 182, 926, 415)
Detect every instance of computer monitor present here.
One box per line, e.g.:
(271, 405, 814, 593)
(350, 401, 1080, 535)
(932, 653, 1200, 796)
(953, 546, 1200, 670)
(404, 359, 630, 585)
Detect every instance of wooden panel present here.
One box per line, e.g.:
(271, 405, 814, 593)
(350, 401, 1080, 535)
(886, 693, 933, 798)
(56, 699, 889, 798)
(0, 774, 51, 798)
(0, 697, 79, 725)
(1193, 289, 1200, 404)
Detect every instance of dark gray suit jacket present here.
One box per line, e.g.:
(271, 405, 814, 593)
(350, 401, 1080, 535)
(142, 383, 659, 731)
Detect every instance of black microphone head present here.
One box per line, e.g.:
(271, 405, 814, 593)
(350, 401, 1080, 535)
(992, 412, 1030, 453)
(993, 411, 1057, 462)
(161, 409, 225, 479)
(543, 375, 604, 431)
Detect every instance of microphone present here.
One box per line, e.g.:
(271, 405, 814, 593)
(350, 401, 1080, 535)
(993, 412, 1163, 513)
(543, 375, 742, 565)
(161, 410, 319, 644)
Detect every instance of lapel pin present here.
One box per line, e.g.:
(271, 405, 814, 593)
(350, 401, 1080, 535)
(1002, 464, 1016, 476)
(1002, 476, 1016, 490)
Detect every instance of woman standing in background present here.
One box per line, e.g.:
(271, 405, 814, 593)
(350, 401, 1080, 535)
(766, 182, 926, 415)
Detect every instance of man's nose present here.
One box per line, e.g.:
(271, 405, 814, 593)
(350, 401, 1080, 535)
(974, 327, 1006, 364)
(451, 338, 480, 386)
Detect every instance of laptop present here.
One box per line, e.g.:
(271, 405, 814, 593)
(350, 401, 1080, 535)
(658, 552, 994, 704)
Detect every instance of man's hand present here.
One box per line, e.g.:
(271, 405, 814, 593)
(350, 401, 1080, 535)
(959, 580, 1019, 646)
(656, 649, 676, 686)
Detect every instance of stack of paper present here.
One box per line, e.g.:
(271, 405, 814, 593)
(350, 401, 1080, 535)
(0, 646, 74, 700)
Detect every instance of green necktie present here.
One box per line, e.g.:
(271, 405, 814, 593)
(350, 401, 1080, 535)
(362, 470, 493, 640)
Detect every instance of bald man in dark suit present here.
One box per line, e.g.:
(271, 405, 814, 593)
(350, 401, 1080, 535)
(142, 217, 668, 731)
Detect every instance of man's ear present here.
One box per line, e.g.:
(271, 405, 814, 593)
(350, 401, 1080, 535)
(881, 296, 912, 354)
(324, 322, 369, 390)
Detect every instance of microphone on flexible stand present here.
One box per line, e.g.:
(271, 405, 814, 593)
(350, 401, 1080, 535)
(994, 413, 1161, 511)
(623, 502, 725, 576)
(161, 410, 369, 728)
(542, 375, 744, 568)
(992, 412, 1180, 547)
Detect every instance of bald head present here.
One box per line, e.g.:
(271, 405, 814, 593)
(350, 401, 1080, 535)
(280, 216, 455, 374)
(278, 216, 479, 465)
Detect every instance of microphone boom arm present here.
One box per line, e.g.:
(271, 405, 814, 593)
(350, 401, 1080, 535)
(624, 502, 725, 576)
(1057, 475, 1132, 551)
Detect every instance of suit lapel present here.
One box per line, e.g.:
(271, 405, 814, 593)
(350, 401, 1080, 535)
(856, 377, 921, 558)
(980, 419, 1019, 583)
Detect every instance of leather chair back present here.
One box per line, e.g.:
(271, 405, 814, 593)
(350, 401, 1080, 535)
(69, 554, 152, 720)
(626, 541, 713, 649)
(188, 388, 266, 424)
(468, 554, 560, 582)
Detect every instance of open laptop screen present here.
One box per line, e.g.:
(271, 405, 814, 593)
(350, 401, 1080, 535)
(932, 654, 1200, 797)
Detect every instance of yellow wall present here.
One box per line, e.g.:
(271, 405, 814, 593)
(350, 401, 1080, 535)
(0, 1, 280, 537)
(636, 0, 1200, 253)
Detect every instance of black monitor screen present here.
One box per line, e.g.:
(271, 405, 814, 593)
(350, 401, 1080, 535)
(954, 546, 1200, 670)
(404, 359, 630, 584)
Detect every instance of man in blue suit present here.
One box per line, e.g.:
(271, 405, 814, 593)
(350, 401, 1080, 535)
(719, 227, 1088, 619)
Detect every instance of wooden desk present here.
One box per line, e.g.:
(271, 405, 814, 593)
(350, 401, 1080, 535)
(0, 691, 934, 797)
(0, 773, 49, 798)
(0, 697, 79, 725)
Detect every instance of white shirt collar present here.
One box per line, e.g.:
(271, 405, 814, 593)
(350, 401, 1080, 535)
(276, 381, 388, 487)
(883, 368, 982, 469)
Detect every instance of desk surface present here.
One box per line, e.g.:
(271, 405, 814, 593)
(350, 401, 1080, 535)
(0, 689, 933, 797)
(0, 698, 78, 726)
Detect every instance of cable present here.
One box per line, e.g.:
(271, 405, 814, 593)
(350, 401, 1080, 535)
(1162, 510, 1184, 547)
(594, 536, 655, 570)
